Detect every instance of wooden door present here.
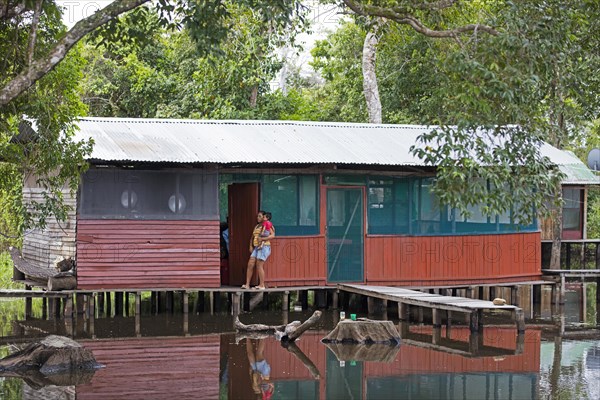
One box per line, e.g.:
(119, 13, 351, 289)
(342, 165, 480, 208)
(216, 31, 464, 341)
(228, 183, 260, 286)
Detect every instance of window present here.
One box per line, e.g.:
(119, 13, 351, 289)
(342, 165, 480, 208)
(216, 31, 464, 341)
(261, 175, 319, 235)
(367, 176, 537, 236)
(79, 169, 218, 220)
(562, 188, 583, 238)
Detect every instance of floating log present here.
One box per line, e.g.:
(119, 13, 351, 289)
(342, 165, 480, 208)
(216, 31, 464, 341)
(235, 310, 322, 343)
(322, 319, 400, 345)
(47, 275, 77, 291)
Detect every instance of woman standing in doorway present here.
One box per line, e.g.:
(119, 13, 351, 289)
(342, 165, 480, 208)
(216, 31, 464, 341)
(242, 211, 275, 290)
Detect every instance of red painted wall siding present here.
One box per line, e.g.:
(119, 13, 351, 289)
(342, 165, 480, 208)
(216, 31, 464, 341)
(76, 220, 220, 289)
(365, 232, 541, 286)
(264, 236, 327, 287)
(77, 336, 220, 399)
(365, 328, 541, 376)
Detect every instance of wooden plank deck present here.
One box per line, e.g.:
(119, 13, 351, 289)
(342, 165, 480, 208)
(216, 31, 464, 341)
(338, 284, 525, 333)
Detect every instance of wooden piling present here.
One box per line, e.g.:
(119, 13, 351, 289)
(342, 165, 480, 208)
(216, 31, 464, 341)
(209, 291, 215, 315)
(232, 292, 241, 316)
(106, 292, 112, 316)
(515, 308, 525, 333)
(417, 307, 424, 324)
(332, 290, 339, 310)
(196, 291, 205, 314)
(64, 294, 74, 319)
(88, 293, 96, 319)
(469, 310, 479, 332)
(135, 292, 141, 316)
(282, 291, 289, 312)
(42, 298, 47, 319)
(478, 286, 484, 300)
(432, 326, 442, 345)
(115, 292, 124, 316)
(432, 308, 441, 328)
(299, 290, 308, 310)
(559, 275, 566, 305)
(511, 286, 520, 307)
(166, 291, 174, 314)
(465, 286, 474, 299)
(97, 292, 105, 315)
(76, 293, 85, 315)
(489, 287, 496, 300)
(183, 291, 189, 314)
(398, 302, 409, 321)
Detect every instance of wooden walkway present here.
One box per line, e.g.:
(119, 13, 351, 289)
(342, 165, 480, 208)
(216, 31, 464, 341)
(338, 284, 525, 333)
(542, 268, 600, 305)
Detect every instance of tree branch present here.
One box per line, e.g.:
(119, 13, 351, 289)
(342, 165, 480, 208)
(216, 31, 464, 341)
(0, 1, 28, 20)
(0, 0, 150, 106)
(27, 0, 42, 66)
(342, 0, 498, 38)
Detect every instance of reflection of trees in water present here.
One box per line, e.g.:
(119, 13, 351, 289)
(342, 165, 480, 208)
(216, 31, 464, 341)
(540, 340, 599, 399)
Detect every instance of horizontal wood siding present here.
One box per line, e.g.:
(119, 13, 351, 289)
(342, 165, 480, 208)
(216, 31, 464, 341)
(77, 336, 219, 399)
(264, 237, 327, 287)
(21, 184, 76, 271)
(365, 232, 541, 286)
(365, 327, 541, 376)
(76, 220, 220, 289)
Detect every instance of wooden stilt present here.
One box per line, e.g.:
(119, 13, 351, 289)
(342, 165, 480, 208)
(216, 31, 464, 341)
(64, 294, 74, 319)
(315, 290, 327, 309)
(115, 292, 124, 316)
(299, 290, 308, 310)
(432, 326, 442, 345)
(135, 292, 141, 316)
(48, 298, 56, 320)
(88, 293, 96, 319)
(468, 332, 480, 354)
(282, 291, 289, 312)
(209, 291, 215, 315)
(446, 311, 452, 330)
(76, 293, 85, 315)
(515, 308, 525, 333)
(183, 291, 189, 314)
(196, 291, 205, 314)
(106, 292, 112, 316)
(511, 286, 520, 307)
(466, 286, 474, 299)
(183, 308, 189, 336)
(489, 287, 496, 300)
(97, 292, 105, 316)
(42, 297, 47, 319)
(232, 292, 241, 316)
(398, 302, 409, 321)
(125, 292, 130, 316)
(559, 275, 566, 305)
(332, 290, 339, 310)
(432, 308, 441, 327)
(398, 321, 408, 338)
(469, 310, 479, 332)
(166, 291, 174, 314)
(478, 286, 484, 300)
(135, 313, 141, 337)
(417, 307, 424, 324)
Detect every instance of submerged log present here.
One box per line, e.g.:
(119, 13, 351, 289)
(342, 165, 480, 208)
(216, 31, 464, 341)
(47, 275, 77, 291)
(0, 335, 99, 374)
(322, 319, 400, 345)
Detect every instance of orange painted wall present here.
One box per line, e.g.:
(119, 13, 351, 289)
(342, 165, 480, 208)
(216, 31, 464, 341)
(365, 232, 541, 286)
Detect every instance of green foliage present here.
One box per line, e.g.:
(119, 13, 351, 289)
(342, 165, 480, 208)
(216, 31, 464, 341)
(81, 2, 309, 120)
(0, 252, 21, 289)
(0, 2, 92, 233)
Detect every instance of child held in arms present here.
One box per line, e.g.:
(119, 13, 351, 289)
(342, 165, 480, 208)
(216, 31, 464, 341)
(257, 212, 273, 249)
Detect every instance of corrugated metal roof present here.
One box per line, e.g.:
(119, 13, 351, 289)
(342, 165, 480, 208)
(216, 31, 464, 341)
(73, 117, 600, 184)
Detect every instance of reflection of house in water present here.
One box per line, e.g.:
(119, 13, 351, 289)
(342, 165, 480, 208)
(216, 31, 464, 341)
(4, 320, 542, 398)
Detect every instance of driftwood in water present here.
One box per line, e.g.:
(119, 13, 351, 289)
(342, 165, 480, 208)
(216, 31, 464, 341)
(0, 335, 101, 389)
(47, 275, 77, 291)
(322, 319, 400, 345)
(282, 342, 320, 378)
(235, 310, 322, 343)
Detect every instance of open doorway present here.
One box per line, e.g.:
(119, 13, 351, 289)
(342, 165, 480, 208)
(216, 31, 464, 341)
(226, 183, 260, 286)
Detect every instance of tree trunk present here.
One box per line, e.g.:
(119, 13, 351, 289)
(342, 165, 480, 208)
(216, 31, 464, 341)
(249, 85, 258, 108)
(234, 310, 322, 343)
(362, 21, 382, 124)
